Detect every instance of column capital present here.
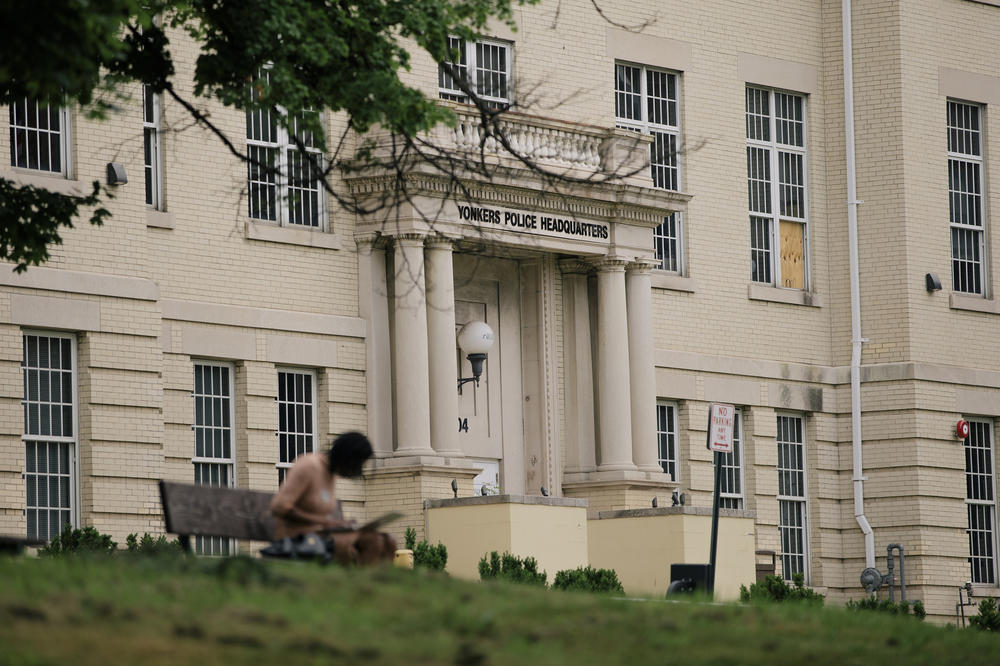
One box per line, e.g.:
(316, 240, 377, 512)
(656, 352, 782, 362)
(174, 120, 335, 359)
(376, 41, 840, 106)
(626, 259, 659, 275)
(355, 232, 390, 251)
(558, 258, 594, 276)
(392, 232, 428, 246)
(424, 234, 458, 250)
(589, 255, 631, 272)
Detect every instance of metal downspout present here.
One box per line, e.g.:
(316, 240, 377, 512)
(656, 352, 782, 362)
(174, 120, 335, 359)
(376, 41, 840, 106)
(843, 0, 875, 569)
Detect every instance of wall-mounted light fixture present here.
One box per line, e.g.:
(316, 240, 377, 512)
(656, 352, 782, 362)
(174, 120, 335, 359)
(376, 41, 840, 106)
(457, 321, 495, 390)
(106, 162, 128, 186)
(925, 272, 942, 292)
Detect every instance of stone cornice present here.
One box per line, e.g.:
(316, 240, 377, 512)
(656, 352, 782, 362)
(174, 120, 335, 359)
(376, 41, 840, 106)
(345, 168, 688, 228)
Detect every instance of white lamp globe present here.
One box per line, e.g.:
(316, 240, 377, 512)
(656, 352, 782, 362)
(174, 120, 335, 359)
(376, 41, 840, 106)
(457, 321, 495, 355)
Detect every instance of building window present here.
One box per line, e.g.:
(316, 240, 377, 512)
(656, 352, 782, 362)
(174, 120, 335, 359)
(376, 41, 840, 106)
(193, 363, 235, 555)
(656, 401, 678, 481)
(719, 409, 744, 510)
(9, 98, 69, 175)
(948, 101, 987, 295)
(615, 62, 683, 273)
(964, 418, 997, 584)
(246, 72, 325, 228)
(22, 333, 76, 541)
(777, 414, 808, 580)
(746, 87, 808, 289)
(277, 370, 316, 485)
(438, 37, 512, 109)
(143, 85, 163, 209)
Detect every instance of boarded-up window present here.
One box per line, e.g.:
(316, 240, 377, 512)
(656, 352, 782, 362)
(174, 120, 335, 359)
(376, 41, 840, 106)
(779, 221, 805, 289)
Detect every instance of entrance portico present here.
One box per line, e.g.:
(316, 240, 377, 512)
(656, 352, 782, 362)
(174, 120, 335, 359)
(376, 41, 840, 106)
(348, 112, 689, 529)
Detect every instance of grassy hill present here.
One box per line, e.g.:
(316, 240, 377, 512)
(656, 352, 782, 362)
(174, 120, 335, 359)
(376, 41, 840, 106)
(1, 555, 997, 665)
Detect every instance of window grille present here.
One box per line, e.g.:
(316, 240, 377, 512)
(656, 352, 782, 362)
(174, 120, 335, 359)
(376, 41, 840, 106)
(277, 370, 316, 485)
(746, 87, 808, 289)
(777, 414, 808, 580)
(246, 71, 325, 228)
(615, 63, 682, 272)
(9, 98, 67, 174)
(964, 419, 997, 584)
(193, 363, 235, 555)
(438, 37, 511, 109)
(22, 333, 76, 541)
(948, 101, 986, 295)
(719, 409, 744, 510)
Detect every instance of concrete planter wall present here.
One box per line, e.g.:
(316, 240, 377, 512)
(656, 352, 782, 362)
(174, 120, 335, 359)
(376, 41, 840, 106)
(588, 506, 757, 600)
(425, 495, 589, 582)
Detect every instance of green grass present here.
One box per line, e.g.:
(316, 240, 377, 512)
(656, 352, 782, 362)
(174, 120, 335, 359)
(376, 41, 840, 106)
(0, 555, 997, 665)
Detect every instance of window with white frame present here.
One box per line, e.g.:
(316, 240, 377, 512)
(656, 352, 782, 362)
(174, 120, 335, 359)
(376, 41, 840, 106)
(948, 100, 987, 295)
(747, 87, 809, 289)
(246, 71, 325, 228)
(964, 418, 997, 584)
(277, 369, 316, 485)
(143, 85, 163, 209)
(438, 37, 512, 109)
(9, 98, 69, 175)
(656, 401, 678, 481)
(615, 62, 683, 273)
(719, 409, 745, 510)
(193, 363, 235, 555)
(22, 333, 76, 541)
(777, 414, 808, 580)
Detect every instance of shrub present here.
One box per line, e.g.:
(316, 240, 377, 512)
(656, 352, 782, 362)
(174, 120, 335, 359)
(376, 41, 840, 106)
(125, 532, 183, 556)
(39, 525, 117, 556)
(553, 566, 623, 594)
(403, 527, 447, 571)
(845, 595, 926, 621)
(477, 551, 547, 587)
(969, 598, 1000, 632)
(739, 573, 823, 605)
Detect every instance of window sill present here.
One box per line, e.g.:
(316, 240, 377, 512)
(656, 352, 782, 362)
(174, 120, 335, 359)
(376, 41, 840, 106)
(245, 221, 342, 250)
(3, 168, 84, 196)
(146, 209, 175, 229)
(748, 283, 823, 307)
(971, 584, 1000, 598)
(651, 271, 696, 292)
(949, 292, 1000, 315)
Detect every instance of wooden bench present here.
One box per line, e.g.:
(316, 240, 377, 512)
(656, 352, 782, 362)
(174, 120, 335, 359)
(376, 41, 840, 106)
(158, 480, 342, 553)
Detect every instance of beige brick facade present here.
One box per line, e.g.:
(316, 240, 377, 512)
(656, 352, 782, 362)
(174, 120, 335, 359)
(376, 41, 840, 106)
(2, 0, 999, 622)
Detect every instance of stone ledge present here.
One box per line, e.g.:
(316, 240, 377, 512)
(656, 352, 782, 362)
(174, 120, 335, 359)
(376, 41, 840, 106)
(245, 220, 342, 250)
(748, 283, 823, 307)
(591, 506, 756, 520)
(651, 271, 696, 292)
(424, 494, 588, 509)
(949, 292, 1000, 315)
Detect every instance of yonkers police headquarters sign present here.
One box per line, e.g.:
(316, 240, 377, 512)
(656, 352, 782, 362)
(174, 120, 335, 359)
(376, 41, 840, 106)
(453, 201, 610, 245)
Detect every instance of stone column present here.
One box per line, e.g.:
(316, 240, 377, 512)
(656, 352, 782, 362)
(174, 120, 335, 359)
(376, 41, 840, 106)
(392, 233, 433, 455)
(356, 235, 394, 458)
(627, 260, 661, 472)
(425, 237, 461, 456)
(560, 260, 596, 474)
(593, 257, 635, 471)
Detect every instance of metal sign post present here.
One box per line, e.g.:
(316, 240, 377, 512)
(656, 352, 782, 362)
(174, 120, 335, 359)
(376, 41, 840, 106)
(706, 402, 736, 597)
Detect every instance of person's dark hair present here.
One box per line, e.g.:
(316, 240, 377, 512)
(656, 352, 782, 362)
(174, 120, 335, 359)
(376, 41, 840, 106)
(328, 431, 373, 478)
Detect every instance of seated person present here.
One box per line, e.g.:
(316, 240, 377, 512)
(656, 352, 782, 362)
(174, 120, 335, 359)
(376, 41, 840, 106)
(269, 431, 394, 564)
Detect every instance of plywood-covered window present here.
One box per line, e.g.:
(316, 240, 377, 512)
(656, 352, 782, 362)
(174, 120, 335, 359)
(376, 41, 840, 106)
(747, 87, 808, 289)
